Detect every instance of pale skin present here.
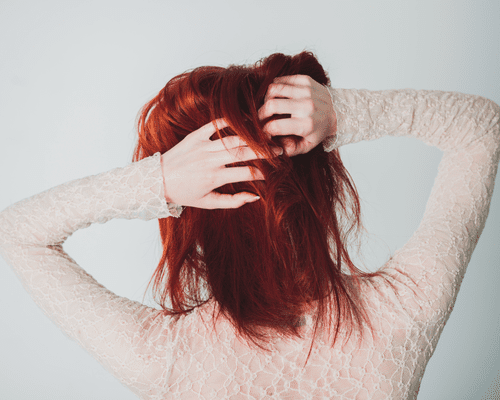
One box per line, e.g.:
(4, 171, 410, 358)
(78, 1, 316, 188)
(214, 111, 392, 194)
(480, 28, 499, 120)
(160, 74, 337, 210)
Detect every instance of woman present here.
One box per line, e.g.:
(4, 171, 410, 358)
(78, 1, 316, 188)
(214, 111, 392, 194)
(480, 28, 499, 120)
(0, 51, 498, 399)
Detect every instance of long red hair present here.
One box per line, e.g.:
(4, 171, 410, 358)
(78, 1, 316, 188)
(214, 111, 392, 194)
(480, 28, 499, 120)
(132, 51, 395, 367)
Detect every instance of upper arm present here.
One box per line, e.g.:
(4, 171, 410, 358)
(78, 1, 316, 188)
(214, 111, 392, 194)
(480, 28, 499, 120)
(0, 240, 176, 397)
(380, 97, 500, 323)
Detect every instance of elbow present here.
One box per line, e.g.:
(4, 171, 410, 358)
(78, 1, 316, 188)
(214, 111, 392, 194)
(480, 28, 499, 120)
(483, 97, 500, 136)
(475, 96, 500, 143)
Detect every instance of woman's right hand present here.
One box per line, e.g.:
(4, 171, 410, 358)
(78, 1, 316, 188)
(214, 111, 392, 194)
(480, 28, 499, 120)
(160, 119, 283, 210)
(258, 74, 337, 157)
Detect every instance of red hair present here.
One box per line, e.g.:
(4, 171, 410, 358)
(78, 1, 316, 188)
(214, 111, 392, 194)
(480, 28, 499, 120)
(132, 51, 396, 367)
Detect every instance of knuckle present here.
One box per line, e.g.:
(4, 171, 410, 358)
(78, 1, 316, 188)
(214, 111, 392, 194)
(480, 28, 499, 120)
(307, 98, 315, 112)
(248, 167, 256, 179)
(251, 165, 262, 177)
(245, 147, 256, 160)
(260, 101, 269, 115)
(266, 120, 277, 133)
(275, 82, 286, 93)
(233, 147, 245, 161)
(294, 74, 307, 85)
(239, 137, 249, 148)
(265, 84, 277, 101)
(222, 135, 235, 146)
(302, 98, 314, 114)
(267, 99, 277, 113)
(205, 170, 216, 184)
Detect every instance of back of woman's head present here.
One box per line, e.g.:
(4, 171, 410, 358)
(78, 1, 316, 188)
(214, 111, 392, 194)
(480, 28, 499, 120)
(132, 51, 384, 366)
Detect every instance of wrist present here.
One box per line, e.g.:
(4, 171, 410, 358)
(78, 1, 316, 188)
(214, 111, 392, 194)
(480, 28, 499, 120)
(324, 84, 337, 139)
(160, 153, 174, 203)
(330, 106, 337, 137)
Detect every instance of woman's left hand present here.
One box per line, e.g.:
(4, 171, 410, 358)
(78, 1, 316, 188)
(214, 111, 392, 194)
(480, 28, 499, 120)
(258, 74, 336, 156)
(160, 119, 283, 209)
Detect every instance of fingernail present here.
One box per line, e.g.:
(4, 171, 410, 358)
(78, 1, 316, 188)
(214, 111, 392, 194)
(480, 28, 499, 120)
(245, 196, 260, 203)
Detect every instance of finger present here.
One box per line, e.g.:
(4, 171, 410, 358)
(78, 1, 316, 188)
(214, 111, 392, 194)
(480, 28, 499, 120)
(274, 136, 299, 157)
(207, 126, 268, 153)
(258, 98, 302, 120)
(223, 146, 283, 165)
(279, 135, 316, 157)
(272, 74, 312, 86)
(201, 191, 261, 210)
(214, 134, 250, 151)
(196, 118, 229, 140)
(215, 166, 265, 188)
(208, 135, 282, 162)
(204, 147, 270, 169)
(263, 117, 313, 137)
(264, 82, 313, 103)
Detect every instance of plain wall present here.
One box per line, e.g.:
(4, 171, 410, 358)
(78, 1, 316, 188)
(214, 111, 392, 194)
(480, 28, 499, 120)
(0, 0, 499, 398)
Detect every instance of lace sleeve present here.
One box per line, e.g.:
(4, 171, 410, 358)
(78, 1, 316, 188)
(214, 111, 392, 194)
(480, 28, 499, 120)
(0, 152, 183, 398)
(323, 88, 500, 323)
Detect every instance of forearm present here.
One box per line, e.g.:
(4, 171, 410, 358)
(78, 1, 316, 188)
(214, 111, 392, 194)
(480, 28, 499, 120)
(0, 152, 180, 250)
(322, 87, 500, 153)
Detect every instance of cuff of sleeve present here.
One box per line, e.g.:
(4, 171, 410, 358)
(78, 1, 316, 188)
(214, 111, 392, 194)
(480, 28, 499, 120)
(150, 152, 184, 218)
(322, 134, 339, 152)
(322, 85, 340, 152)
(166, 202, 184, 218)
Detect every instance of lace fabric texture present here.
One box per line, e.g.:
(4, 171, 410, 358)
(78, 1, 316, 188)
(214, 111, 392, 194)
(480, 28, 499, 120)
(0, 89, 499, 399)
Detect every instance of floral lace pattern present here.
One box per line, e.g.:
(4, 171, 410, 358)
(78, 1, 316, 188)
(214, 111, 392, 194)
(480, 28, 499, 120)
(1, 89, 499, 399)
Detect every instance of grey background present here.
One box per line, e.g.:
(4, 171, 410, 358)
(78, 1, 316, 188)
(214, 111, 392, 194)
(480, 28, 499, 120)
(0, 0, 499, 399)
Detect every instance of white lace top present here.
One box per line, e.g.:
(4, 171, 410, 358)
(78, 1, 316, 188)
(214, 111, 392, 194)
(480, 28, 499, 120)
(0, 88, 499, 399)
